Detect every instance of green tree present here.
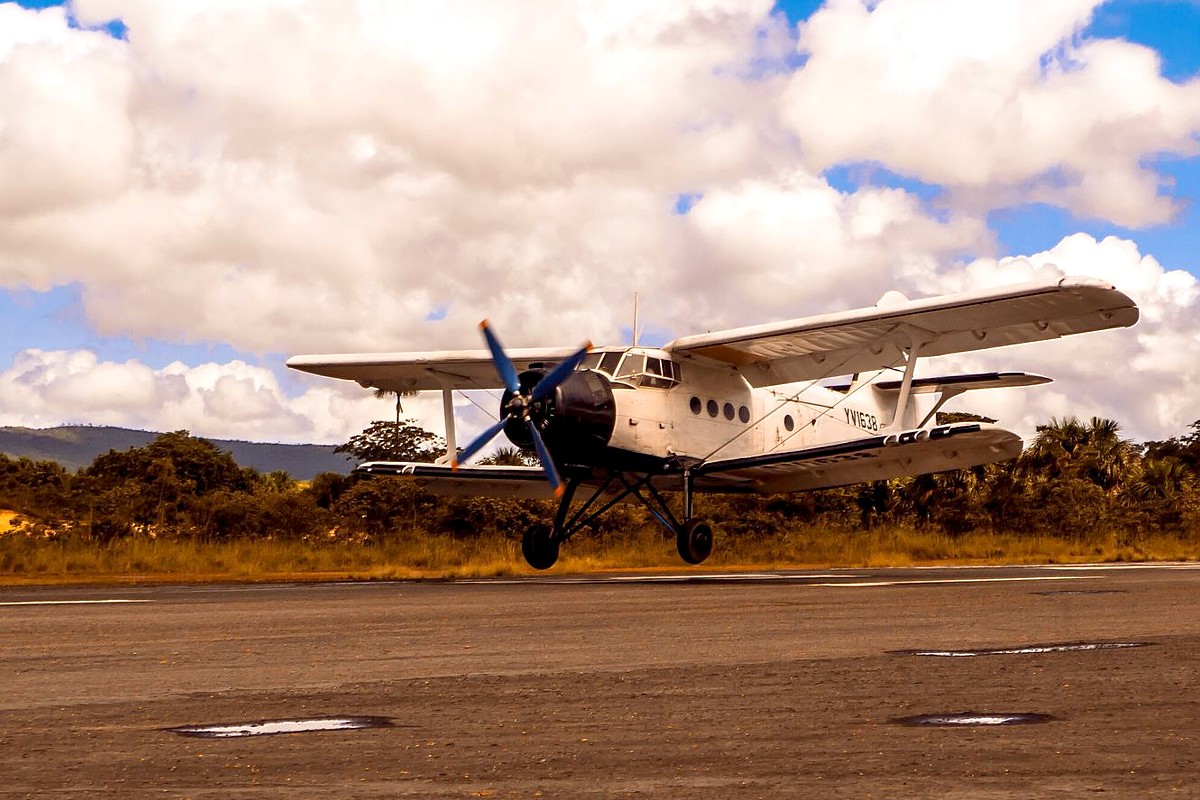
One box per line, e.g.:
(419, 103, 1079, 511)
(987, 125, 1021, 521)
(335, 420, 444, 463)
(1022, 416, 1139, 492)
(1144, 420, 1200, 474)
(82, 431, 252, 532)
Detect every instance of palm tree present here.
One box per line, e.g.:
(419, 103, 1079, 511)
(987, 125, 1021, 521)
(1129, 456, 1190, 502)
(374, 388, 419, 455)
(1076, 417, 1141, 491)
(479, 446, 537, 467)
(1022, 416, 1138, 492)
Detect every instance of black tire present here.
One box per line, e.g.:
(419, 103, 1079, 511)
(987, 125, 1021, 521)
(522, 523, 560, 570)
(676, 518, 713, 565)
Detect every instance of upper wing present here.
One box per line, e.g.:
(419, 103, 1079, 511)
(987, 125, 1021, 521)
(286, 347, 580, 392)
(693, 422, 1022, 494)
(665, 277, 1138, 387)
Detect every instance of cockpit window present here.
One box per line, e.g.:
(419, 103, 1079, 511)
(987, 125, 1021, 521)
(579, 350, 680, 388)
(580, 352, 604, 371)
(616, 354, 646, 378)
(599, 351, 623, 375)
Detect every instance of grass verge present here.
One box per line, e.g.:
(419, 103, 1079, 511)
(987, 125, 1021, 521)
(1, 525, 1196, 585)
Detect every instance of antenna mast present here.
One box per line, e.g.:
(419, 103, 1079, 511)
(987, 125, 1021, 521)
(632, 292, 640, 347)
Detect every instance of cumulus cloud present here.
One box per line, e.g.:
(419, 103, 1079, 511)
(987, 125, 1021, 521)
(0, 349, 477, 446)
(677, 171, 990, 328)
(781, 0, 1200, 225)
(934, 234, 1200, 441)
(1, 0, 791, 353)
(0, 1, 1198, 444)
(0, 5, 132, 219)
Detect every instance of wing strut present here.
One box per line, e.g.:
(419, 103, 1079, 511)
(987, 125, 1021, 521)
(886, 328, 935, 432)
(439, 385, 457, 465)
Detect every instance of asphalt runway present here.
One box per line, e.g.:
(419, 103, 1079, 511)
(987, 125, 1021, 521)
(2, 564, 1198, 798)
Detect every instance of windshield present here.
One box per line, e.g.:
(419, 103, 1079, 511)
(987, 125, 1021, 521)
(577, 350, 679, 387)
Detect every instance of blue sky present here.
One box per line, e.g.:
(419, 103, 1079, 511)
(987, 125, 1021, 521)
(2, 0, 1200, 441)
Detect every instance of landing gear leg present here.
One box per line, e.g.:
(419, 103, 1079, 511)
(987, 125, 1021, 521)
(674, 470, 713, 565)
(521, 480, 580, 570)
(520, 471, 717, 568)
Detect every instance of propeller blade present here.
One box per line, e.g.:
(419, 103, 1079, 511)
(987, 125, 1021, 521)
(452, 417, 510, 468)
(525, 418, 564, 497)
(529, 342, 592, 403)
(480, 320, 521, 395)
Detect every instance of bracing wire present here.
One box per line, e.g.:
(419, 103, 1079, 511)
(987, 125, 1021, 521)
(698, 332, 910, 463)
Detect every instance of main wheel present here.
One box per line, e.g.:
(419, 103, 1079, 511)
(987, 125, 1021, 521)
(522, 523, 560, 570)
(676, 518, 713, 565)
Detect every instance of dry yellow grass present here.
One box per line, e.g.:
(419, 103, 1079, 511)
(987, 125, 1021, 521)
(0, 510, 19, 534)
(0, 524, 1195, 586)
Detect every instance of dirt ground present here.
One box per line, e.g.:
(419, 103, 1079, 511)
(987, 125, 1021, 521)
(1, 566, 1197, 798)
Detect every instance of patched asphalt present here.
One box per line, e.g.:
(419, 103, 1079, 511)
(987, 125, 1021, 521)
(1, 563, 1198, 797)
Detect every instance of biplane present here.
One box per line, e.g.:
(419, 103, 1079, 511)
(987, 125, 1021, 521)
(289, 277, 1138, 569)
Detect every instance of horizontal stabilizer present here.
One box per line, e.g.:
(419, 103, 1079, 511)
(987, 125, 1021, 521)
(826, 371, 1051, 395)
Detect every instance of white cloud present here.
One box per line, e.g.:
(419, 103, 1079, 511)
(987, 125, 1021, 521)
(0, 5, 132, 221)
(1, 0, 794, 353)
(677, 171, 990, 328)
(0, 349, 469, 446)
(0, 1, 1197, 446)
(935, 234, 1200, 441)
(781, 0, 1200, 225)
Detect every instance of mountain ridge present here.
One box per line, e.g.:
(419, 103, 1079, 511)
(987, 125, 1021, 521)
(0, 425, 350, 480)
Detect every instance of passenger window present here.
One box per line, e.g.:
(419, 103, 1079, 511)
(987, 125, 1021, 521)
(784, 415, 795, 431)
(707, 400, 719, 417)
(690, 397, 702, 415)
(739, 406, 750, 423)
(723, 403, 735, 420)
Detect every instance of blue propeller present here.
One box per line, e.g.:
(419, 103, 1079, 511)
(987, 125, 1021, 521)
(452, 321, 591, 498)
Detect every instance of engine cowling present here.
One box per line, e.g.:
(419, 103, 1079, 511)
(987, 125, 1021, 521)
(502, 368, 616, 460)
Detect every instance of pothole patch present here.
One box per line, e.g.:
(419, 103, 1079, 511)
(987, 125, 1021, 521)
(893, 712, 1053, 727)
(889, 641, 1151, 657)
(166, 716, 394, 739)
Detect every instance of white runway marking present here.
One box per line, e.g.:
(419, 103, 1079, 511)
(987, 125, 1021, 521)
(1042, 562, 1200, 571)
(591, 572, 848, 582)
(0, 599, 152, 607)
(813, 575, 1100, 588)
(456, 573, 851, 585)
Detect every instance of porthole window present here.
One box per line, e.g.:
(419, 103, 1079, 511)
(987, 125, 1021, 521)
(707, 399, 719, 417)
(784, 415, 795, 431)
(689, 396, 702, 415)
(723, 403, 735, 420)
(738, 406, 750, 424)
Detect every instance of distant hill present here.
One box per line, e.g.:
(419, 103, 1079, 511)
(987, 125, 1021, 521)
(0, 426, 351, 480)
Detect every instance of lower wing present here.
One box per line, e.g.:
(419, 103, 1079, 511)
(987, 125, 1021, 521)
(354, 423, 1020, 498)
(693, 422, 1022, 494)
(355, 462, 558, 499)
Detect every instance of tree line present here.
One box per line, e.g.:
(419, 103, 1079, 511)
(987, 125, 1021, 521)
(0, 416, 1197, 547)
